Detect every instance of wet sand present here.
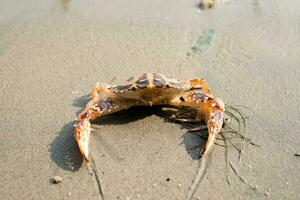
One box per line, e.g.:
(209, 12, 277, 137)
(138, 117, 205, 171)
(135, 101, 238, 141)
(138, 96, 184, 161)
(0, 0, 300, 199)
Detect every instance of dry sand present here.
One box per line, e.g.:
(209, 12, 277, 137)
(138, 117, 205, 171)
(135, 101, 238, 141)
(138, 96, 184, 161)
(0, 0, 300, 199)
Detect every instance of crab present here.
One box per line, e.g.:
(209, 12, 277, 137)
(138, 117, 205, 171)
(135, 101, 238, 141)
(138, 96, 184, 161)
(75, 73, 225, 161)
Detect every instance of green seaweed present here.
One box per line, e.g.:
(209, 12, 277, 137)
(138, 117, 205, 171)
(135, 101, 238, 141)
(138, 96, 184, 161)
(191, 29, 215, 53)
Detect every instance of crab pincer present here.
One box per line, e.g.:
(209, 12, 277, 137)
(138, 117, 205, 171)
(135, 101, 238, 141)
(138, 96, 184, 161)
(199, 98, 225, 158)
(75, 109, 94, 161)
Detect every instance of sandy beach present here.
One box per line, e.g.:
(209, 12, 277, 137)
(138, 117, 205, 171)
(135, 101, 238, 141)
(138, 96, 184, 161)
(0, 0, 299, 199)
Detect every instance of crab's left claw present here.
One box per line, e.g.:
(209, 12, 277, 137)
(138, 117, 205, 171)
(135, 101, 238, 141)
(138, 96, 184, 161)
(75, 117, 91, 161)
(200, 98, 225, 158)
(75, 108, 96, 161)
(74, 83, 135, 162)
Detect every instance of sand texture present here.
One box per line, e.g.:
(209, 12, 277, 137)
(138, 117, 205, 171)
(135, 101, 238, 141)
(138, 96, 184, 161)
(0, 0, 300, 199)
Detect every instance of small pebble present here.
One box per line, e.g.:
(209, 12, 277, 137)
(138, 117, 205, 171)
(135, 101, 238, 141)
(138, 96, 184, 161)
(152, 183, 157, 187)
(250, 185, 258, 191)
(166, 178, 170, 182)
(71, 90, 79, 94)
(177, 184, 182, 188)
(264, 191, 270, 196)
(51, 175, 63, 184)
(295, 153, 300, 157)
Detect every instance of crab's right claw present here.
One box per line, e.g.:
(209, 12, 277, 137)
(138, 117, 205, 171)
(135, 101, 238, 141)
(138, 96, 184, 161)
(200, 98, 225, 159)
(199, 119, 221, 158)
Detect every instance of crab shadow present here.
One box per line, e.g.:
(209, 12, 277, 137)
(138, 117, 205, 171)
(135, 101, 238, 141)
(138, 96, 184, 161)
(49, 95, 90, 171)
(50, 95, 206, 171)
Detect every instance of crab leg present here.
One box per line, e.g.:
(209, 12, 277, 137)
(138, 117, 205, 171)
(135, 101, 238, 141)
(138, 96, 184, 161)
(170, 95, 225, 158)
(75, 83, 132, 161)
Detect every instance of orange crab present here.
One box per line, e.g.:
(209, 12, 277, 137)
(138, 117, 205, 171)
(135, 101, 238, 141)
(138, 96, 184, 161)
(75, 73, 225, 161)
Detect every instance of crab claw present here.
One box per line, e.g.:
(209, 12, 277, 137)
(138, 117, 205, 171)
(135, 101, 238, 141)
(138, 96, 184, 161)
(199, 123, 219, 158)
(200, 98, 224, 158)
(75, 119, 91, 161)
